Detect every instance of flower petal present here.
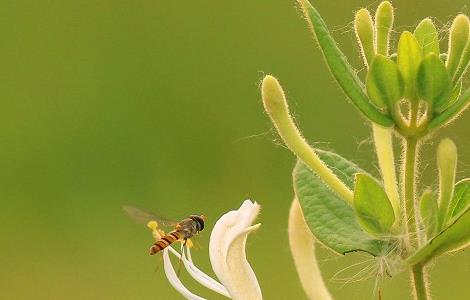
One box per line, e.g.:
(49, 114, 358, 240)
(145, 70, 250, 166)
(162, 244, 230, 298)
(288, 198, 332, 300)
(162, 248, 206, 300)
(209, 200, 263, 300)
(181, 247, 231, 298)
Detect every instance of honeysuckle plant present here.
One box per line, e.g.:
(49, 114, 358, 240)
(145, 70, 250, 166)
(148, 200, 262, 300)
(262, 0, 470, 299)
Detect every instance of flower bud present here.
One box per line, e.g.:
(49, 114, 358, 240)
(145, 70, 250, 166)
(354, 8, 375, 67)
(437, 138, 458, 227)
(446, 15, 470, 81)
(375, 1, 394, 56)
(261, 75, 289, 120)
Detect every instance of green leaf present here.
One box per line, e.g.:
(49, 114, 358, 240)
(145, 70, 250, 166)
(353, 173, 395, 234)
(414, 18, 440, 56)
(417, 53, 451, 110)
(453, 35, 470, 84)
(438, 80, 463, 113)
(448, 80, 463, 107)
(354, 8, 375, 67)
(298, 0, 393, 127)
(375, 1, 394, 56)
(419, 190, 439, 239)
(293, 150, 390, 256)
(367, 55, 404, 109)
(408, 205, 470, 265)
(446, 15, 470, 81)
(429, 87, 470, 129)
(397, 31, 422, 100)
(449, 179, 470, 218)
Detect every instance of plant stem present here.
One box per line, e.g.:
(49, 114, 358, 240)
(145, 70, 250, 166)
(261, 76, 354, 204)
(404, 137, 429, 299)
(402, 102, 429, 299)
(411, 264, 429, 300)
(403, 137, 419, 249)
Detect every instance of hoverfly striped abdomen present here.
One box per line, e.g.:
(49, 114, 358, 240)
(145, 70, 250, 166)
(149, 215, 206, 255)
(150, 231, 183, 255)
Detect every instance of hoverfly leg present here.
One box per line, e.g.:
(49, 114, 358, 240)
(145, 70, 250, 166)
(176, 240, 187, 278)
(154, 254, 163, 273)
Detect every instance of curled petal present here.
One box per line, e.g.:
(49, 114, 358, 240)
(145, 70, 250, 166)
(162, 248, 206, 300)
(289, 198, 333, 300)
(209, 200, 263, 300)
(181, 247, 231, 298)
(161, 244, 230, 298)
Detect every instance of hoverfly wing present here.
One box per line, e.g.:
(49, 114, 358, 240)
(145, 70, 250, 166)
(122, 205, 178, 228)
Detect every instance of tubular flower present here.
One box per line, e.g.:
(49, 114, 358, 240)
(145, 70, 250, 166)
(148, 200, 262, 300)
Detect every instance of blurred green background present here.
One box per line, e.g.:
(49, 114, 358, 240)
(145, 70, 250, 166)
(0, 0, 469, 299)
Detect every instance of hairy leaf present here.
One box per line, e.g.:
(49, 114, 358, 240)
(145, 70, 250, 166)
(293, 150, 390, 256)
(367, 55, 404, 109)
(417, 53, 451, 110)
(429, 87, 470, 129)
(353, 173, 395, 234)
(397, 31, 422, 100)
(298, 0, 393, 126)
(449, 179, 470, 219)
(409, 205, 470, 265)
(414, 18, 440, 56)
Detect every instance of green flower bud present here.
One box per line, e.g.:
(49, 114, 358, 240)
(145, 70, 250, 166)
(354, 8, 375, 67)
(437, 138, 458, 227)
(375, 1, 394, 56)
(446, 15, 470, 81)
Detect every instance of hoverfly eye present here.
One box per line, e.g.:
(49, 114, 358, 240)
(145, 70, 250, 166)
(199, 218, 204, 231)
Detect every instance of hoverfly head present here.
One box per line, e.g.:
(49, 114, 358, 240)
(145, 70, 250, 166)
(189, 215, 206, 231)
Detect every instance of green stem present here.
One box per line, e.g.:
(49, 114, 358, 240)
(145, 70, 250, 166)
(403, 137, 419, 249)
(404, 138, 430, 299)
(402, 102, 430, 299)
(262, 75, 354, 204)
(411, 264, 429, 300)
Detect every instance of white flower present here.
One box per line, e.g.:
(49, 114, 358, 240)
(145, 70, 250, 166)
(148, 200, 262, 300)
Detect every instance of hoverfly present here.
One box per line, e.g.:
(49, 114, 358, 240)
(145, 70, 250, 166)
(123, 205, 206, 254)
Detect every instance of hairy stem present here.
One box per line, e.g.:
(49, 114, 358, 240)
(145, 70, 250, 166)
(404, 137, 430, 299)
(403, 137, 419, 249)
(402, 102, 430, 299)
(411, 264, 429, 300)
(262, 75, 354, 204)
